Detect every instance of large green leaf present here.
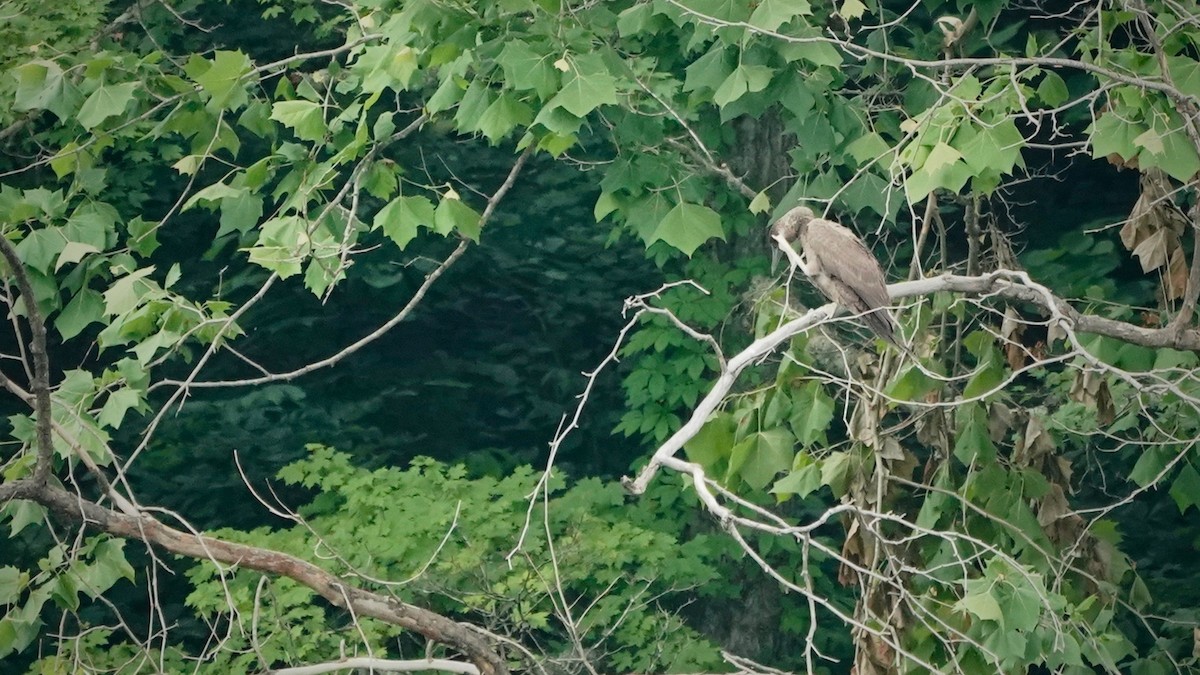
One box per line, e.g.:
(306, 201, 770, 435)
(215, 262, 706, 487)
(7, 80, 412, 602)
(647, 202, 725, 256)
(192, 50, 253, 111)
(270, 100, 326, 142)
(76, 82, 138, 130)
(547, 55, 618, 118)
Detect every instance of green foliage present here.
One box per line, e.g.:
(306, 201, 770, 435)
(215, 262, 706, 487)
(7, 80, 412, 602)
(175, 446, 726, 672)
(4, 0, 1200, 672)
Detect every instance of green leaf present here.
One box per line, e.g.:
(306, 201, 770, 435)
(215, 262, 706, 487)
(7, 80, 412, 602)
(616, 3, 655, 35)
(434, 196, 482, 241)
(86, 538, 137, 592)
(0, 568, 23, 604)
(99, 388, 142, 429)
(270, 100, 326, 142)
(647, 202, 725, 256)
(749, 0, 811, 30)
(1036, 71, 1069, 106)
(354, 44, 419, 94)
(962, 359, 1004, 399)
(247, 217, 305, 278)
(376, 195, 435, 249)
(1168, 462, 1200, 514)
(778, 32, 843, 67)
(103, 267, 156, 316)
(748, 190, 771, 215)
(839, 0, 867, 20)
(76, 82, 139, 130)
(454, 80, 494, 133)
(923, 141, 962, 172)
(953, 404, 997, 465)
(217, 191, 263, 238)
(193, 50, 252, 111)
(1166, 56, 1200, 99)
(594, 192, 619, 221)
(955, 121, 1024, 176)
(955, 584, 1002, 623)
(738, 429, 794, 490)
(477, 93, 533, 142)
(12, 60, 74, 120)
(819, 451, 852, 495)
(684, 413, 734, 468)
(56, 290, 104, 341)
(713, 64, 774, 109)
(126, 218, 160, 257)
(497, 41, 558, 99)
(1089, 111, 1141, 163)
(788, 382, 835, 446)
(1140, 112, 1200, 181)
(547, 56, 619, 118)
(845, 133, 890, 166)
(683, 46, 734, 93)
(772, 456, 822, 498)
(55, 242, 99, 271)
(1129, 444, 1174, 487)
(15, 228, 66, 273)
(181, 182, 241, 212)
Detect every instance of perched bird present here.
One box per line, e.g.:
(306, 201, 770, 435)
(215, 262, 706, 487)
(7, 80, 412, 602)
(770, 206, 905, 350)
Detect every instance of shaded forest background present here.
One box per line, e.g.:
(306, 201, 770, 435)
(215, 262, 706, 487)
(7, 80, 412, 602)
(2, 0, 1200, 673)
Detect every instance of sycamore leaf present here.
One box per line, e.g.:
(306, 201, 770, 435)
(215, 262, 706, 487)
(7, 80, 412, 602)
(270, 100, 326, 142)
(955, 585, 1003, 623)
(749, 0, 811, 31)
(839, 0, 867, 20)
(547, 60, 618, 117)
(749, 190, 771, 215)
(647, 202, 725, 256)
(497, 41, 558, 99)
(738, 429, 794, 490)
(1036, 71, 1069, 106)
(193, 50, 252, 111)
(55, 242, 99, 271)
(434, 196, 482, 241)
(375, 195, 435, 250)
(713, 64, 774, 108)
(477, 94, 533, 142)
(76, 82, 139, 130)
(684, 413, 734, 468)
(57, 289, 104, 340)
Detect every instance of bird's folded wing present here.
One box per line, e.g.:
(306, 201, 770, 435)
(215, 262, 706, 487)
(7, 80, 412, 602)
(804, 218, 893, 312)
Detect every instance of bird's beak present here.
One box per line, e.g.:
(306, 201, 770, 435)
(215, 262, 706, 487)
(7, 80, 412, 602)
(771, 246, 781, 274)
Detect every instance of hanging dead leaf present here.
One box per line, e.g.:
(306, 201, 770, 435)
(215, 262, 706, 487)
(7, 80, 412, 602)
(1037, 483, 1070, 527)
(987, 402, 1016, 443)
(1166, 246, 1189, 301)
(1000, 308, 1027, 369)
(839, 519, 864, 587)
(849, 402, 880, 448)
(1132, 227, 1169, 272)
(878, 436, 906, 461)
(1120, 169, 1192, 304)
(1013, 412, 1055, 468)
(916, 410, 947, 453)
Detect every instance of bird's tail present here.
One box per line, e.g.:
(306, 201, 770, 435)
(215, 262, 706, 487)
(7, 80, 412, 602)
(863, 308, 901, 349)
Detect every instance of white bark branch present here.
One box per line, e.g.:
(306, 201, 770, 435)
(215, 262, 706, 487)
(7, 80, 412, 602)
(625, 269, 1200, 495)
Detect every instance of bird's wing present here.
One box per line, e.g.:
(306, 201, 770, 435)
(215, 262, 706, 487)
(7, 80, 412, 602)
(801, 218, 892, 312)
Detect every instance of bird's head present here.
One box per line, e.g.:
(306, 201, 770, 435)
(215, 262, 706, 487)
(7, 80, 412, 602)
(769, 206, 815, 271)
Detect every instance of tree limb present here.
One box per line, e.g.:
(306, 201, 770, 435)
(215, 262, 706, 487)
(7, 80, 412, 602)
(0, 478, 508, 675)
(0, 235, 53, 484)
(625, 269, 1200, 495)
